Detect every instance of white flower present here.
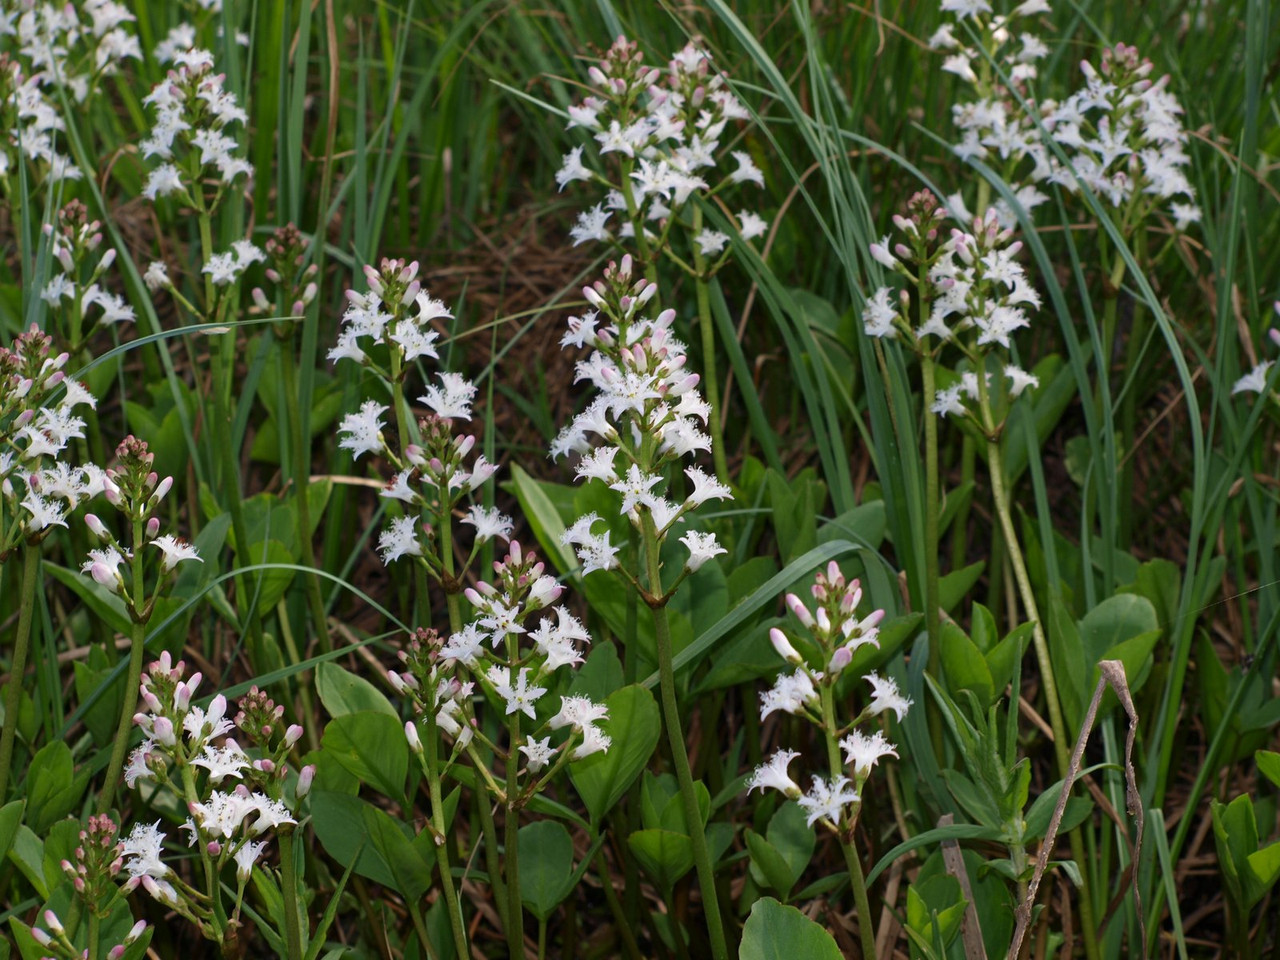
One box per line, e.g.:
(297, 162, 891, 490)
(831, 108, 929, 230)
(493, 667, 547, 720)
(549, 695, 609, 732)
(570, 204, 612, 246)
(941, 0, 993, 18)
(202, 252, 240, 286)
(244, 793, 296, 835)
(337, 400, 388, 459)
(931, 384, 968, 418)
(864, 672, 912, 722)
(520, 736, 556, 772)
(142, 163, 185, 200)
(556, 145, 592, 190)
(862, 286, 898, 339)
(572, 723, 612, 759)
(839, 729, 899, 778)
(729, 150, 764, 187)
(1233, 361, 1274, 396)
(192, 742, 250, 783)
(797, 775, 859, 827)
(150, 534, 201, 572)
(694, 229, 730, 256)
(441, 622, 486, 668)
(684, 466, 732, 507)
(82, 546, 127, 593)
(378, 515, 423, 564)
(759, 669, 818, 720)
(21, 493, 67, 532)
(124, 740, 156, 787)
(121, 822, 169, 879)
(462, 505, 513, 543)
(1004, 365, 1040, 397)
(746, 748, 802, 797)
(1171, 203, 1201, 232)
(610, 464, 661, 514)
(233, 839, 267, 881)
(737, 210, 768, 240)
(420, 372, 477, 420)
(143, 261, 170, 291)
(680, 530, 726, 571)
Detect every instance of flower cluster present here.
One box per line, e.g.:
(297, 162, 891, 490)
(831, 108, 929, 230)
(747, 562, 908, 831)
(391, 543, 611, 793)
(553, 257, 732, 583)
(0, 325, 103, 556)
(40, 199, 135, 347)
(140, 44, 252, 205)
(250, 223, 320, 321)
(557, 36, 768, 258)
(0, 1, 140, 188)
(121, 654, 304, 935)
(863, 192, 1042, 419)
(934, 3, 1199, 232)
(332, 258, 510, 571)
(329, 258, 446, 371)
(79, 436, 199, 617)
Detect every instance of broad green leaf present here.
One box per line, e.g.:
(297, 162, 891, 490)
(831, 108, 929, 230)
(518, 821, 576, 920)
(1257, 750, 1280, 790)
(0, 801, 23, 863)
(44, 563, 131, 637)
(1246, 842, 1280, 907)
(1024, 779, 1095, 840)
(1078, 594, 1159, 663)
(569, 684, 660, 823)
(567, 642, 624, 703)
(8, 826, 47, 899)
(939, 622, 994, 708)
(939, 560, 985, 614)
(628, 829, 694, 893)
(320, 712, 408, 802)
(766, 801, 815, 889)
(315, 661, 397, 718)
(26, 742, 87, 834)
(311, 790, 433, 898)
(739, 897, 842, 960)
(506, 464, 577, 575)
(243, 539, 296, 611)
(746, 829, 796, 898)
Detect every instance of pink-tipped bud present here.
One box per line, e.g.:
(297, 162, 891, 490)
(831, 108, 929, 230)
(284, 724, 303, 748)
(405, 721, 423, 755)
(296, 764, 315, 798)
(829, 645, 853, 672)
(44, 910, 63, 935)
(31, 928, 52, 947)
(152, 716, 176, 746)
(145, 517, 160, 540)
(769, 628, 803, 665)
(785, 593, 815, 629)
(85, 513, 109, 540)
(207, 841, 221, 857)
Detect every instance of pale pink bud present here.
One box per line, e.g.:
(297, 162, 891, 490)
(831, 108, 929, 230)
(296, 764, 315, 798)
(785, 593, 815, 629)
(85, 513, 109, 540)
(284, 724, 303, 747)
(145, 517, 160, 540)
(405, 721, 423, 755)
(769, 628, 803, 665)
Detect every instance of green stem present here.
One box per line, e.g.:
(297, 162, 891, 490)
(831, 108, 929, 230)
(87, 912, 100, 960)
(408, 901, 439, 960)
(921, 353, 942, 670)
(505, 711, 523, 959)
(977, 385, 1101, 960)
(278, 827, 304, 960)
(278, 333, 330, 652)
(97, 619, 145, 816)
(0, 546, 39, 801)
(820, 684, 877, 960)
(426, 712, 469, 958)
(641, 515, 729, 960)
(691, 207, 730, 486)
(477, 792, 509, 930)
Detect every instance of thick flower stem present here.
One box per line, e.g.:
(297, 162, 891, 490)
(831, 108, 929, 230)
(977, 388, 1101, 960)
(505, 710, 524, 959)
(641, 515, 729, 960)
(691, 206, 730, 486)
(425, 713, 469, 958)
(278, 827, 305, 960)
(0, 546, 41, 801)
(820, 685, 877, 960)
(921, 353, 942, 673)
(96, 620, 145, 816)
(278, 334, 330, 652)
(478, 796, 509, 930)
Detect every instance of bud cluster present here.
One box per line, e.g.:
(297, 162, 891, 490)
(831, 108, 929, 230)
(391, 542, 611, 801)
(864, 198, 1043, 422)
(79, 436, 198, 618)
(747, 562, 907, 833)
(251, 223, 320, 320)
(120, 654, 303, 937)
(40, 200, 136, 344)
(329, 258, 445, 372)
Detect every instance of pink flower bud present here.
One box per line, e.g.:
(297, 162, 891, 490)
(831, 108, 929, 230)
(145, 517, 160, 539)
(769, 628, 802, 665)
(405, 721, 423, 755)
(284, 724, 303, 747)
(296, 764, 315, 798)
(785, 593, 815, 629)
